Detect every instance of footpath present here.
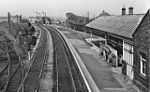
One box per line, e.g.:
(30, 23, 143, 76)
(54, 25, 141, 92)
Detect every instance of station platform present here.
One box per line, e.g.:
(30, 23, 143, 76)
(53, 25, 141, 92)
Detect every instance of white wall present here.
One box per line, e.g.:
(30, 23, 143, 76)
(123, 41, 134, 79)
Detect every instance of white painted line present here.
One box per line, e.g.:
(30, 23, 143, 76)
(56, 52, 59, 92)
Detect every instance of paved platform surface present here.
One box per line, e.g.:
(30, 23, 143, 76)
(56, 26, 141, 92)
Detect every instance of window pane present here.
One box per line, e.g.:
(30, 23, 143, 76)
(142, 61, 146, 74)
(143, 61, 146, 74)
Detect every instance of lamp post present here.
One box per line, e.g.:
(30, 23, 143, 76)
(89, 29, 92, 40)
(41, 12, 47, 24)
(35, 12, 38, 19)
(35, 12, 39, 24)
(44, 13, 47, 24)
(45, 13, 46, 17)
(8, 12, 11, 32)
(41, 12, 45, 24)
(38, 13, 41, 20)
(38, 13, 41, 24)
(41, 12, 44, 17)
(84, 27, 86, 38)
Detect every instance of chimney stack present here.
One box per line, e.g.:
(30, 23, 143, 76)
(87, 11, 89, 18)
(129, 7, 133, 15)
(122, 7, 126, 15)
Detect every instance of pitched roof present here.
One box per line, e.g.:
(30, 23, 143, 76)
(86, 14, 144, 38)
(133, 9, 150, 37)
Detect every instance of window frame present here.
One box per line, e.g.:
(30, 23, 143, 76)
(140, 53, 146, 77)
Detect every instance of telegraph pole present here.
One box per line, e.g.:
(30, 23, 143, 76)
(42, 12, 45, 24)
(35, 12, 38, 19)
(8, 12, 11, 31)
(38, 13, 41, 24)
(7, 12, 11, 80)
(35, 12, 39, 24)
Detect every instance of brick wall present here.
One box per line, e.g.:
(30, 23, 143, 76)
(133, 10, 150, 92)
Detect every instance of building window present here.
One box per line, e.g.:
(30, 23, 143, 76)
(140, 53, 146, 76)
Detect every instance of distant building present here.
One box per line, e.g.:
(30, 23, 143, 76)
(0, 16, 8, 22)
(29, 17, 37, 23)
(66, 12, 89, 27)
(97, 10, 110, 17)
(0, 14, 22, 23)
(89, 10, 110, 22)
(11, 15, 22, 23)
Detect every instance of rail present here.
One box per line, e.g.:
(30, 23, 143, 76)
(17, 26, 47, 92)
(45, 25, 89, 92)
(49, 25, 100, 92)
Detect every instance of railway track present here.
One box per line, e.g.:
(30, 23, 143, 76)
(0, 25, 47, 92)
(0, 62, 8, 91)
(2, 36, 22, 92)
(0, 35, 9, 77)
(17, 26, 48, 92)
(1, 24, 88, 92)
(45, 26, 88, 92)
(0, 35, 21, 92)
(0, 35, 8, 90)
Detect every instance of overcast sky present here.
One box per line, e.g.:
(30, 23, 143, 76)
(0, 0, 150, 18)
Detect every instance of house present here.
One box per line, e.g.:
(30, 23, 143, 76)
(0, 16, 8, 22)
(85, 7, 145, 81)
(133, 9, 150, 92)
(0, 14, 22, 23)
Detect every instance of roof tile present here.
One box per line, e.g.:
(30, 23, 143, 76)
(86, 15, 144, 38)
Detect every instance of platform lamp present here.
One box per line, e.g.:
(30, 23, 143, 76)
(44, 12, 47, 24)
(84, 27, 87, 39)
(35, 12, 39, 24)
(38, 13, 41, 21)
(45, 12, 46, 17)
(41, 12, 45, 24)
(41, 12, 44, 17)
(8, 12, 11, 31)
(35, 12, 38, 19)
(73, 27, 75, 33)
(89, 29, 93, 40)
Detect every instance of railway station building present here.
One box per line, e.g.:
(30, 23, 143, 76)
(85, 7, 150, 92)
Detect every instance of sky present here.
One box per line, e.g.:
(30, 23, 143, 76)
(0, 0, 150, 18)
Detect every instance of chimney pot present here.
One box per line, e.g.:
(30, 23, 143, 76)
(122, 7, 126, 15)
(129, 7, 133, 15)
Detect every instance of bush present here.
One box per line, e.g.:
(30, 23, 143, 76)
(0, 22, 30, 60)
